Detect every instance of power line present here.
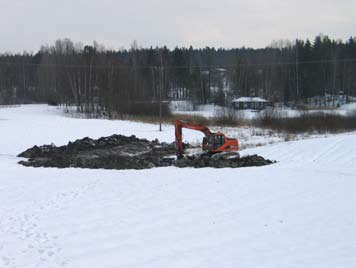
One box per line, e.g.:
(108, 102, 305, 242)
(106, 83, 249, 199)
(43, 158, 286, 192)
(0, 58, 356, 70)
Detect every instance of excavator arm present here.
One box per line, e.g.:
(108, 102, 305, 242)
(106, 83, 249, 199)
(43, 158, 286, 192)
(175, 120, 211, 159)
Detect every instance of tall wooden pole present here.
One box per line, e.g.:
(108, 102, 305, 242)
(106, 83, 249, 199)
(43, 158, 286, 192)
(296, 41, 300, 103)
(159, 55, 163, 132)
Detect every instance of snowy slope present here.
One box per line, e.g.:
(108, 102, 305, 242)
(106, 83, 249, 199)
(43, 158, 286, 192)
(1, 105, 356, 268)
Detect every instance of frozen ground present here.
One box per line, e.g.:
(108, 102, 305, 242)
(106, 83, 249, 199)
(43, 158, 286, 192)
(170, 100, 356, 119)
(1, 105, 356, 268)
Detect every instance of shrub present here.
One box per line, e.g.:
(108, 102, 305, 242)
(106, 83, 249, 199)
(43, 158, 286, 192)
(171, 114, 211, 126)
(255, 111, 356, 133)
(127, 101, 171, 117)
(213, 107, 246, 126)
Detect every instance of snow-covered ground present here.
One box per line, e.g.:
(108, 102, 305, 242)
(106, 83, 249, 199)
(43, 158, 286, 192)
(170, 101, 224, 118)
(170, 100, 356, 119)
(1, 105, 356, 268)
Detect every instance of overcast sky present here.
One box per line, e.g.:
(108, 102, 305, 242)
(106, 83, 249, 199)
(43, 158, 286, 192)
(0, 0, 355, 53)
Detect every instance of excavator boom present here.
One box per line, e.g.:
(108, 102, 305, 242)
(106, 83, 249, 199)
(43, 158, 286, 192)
(175, 120, 211, 159)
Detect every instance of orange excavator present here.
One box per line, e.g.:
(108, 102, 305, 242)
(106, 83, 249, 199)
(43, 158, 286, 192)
(174, 120, 239, 159)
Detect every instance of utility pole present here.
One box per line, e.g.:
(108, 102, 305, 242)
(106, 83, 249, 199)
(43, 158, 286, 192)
(22, 60, 26, 102)
(296, 41, 299, 103)
(159, 55, 163, 132)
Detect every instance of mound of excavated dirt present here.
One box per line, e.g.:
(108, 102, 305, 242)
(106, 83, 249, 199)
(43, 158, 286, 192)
(174, 154, 275, 168)
(18, 134, 275, 170)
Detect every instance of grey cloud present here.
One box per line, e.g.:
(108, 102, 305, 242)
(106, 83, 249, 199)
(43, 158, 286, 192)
(0, 0, 355, 52)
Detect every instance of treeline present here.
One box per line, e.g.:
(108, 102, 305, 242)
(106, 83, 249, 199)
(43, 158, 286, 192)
(0, 35, 356, 116)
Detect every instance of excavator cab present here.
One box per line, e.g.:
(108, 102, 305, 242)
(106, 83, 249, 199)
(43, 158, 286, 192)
(212, 133, 226, 150)
(202, 134, 223, 150)
(203, 133, 228, 152)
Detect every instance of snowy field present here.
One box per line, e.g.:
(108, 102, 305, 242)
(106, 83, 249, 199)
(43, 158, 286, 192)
(1, 105, 356, 268)
(170, 100, 356, 119)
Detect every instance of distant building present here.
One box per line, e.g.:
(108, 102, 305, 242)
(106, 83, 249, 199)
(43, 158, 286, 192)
(232, 97, 269, 110)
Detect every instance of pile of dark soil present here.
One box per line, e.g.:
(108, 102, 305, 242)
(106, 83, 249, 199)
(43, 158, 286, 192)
(175, 154, 275, 168)
(18, 134, 275, 170)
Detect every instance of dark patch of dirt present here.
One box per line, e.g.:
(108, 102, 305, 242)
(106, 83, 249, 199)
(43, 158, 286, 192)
(18, 134, 275, 170)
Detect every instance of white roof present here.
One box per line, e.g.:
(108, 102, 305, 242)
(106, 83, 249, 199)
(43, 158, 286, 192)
(215, 68, 227, 72)
(232, 97, 267, 103)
